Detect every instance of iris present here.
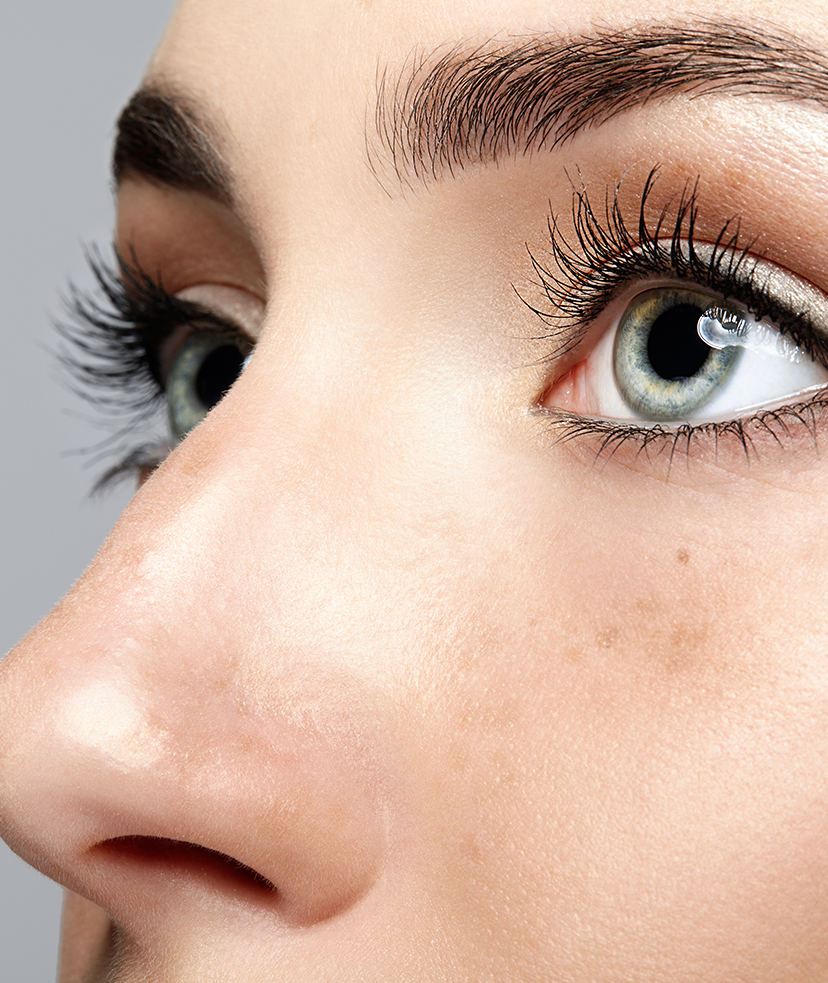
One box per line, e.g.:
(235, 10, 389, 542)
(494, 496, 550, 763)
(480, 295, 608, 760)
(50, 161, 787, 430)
(167, 332, 250, 440)
(613, 288, 741, 421)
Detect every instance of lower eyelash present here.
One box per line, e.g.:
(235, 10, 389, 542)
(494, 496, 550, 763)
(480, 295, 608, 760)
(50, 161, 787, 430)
(538, 393, 828, 471)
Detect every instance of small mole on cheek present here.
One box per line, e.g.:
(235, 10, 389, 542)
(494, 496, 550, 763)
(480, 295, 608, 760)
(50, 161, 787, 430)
(677, 548, 690, 566)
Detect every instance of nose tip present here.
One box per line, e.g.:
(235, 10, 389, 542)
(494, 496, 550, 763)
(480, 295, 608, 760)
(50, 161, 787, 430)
(0, 613, 386, 933)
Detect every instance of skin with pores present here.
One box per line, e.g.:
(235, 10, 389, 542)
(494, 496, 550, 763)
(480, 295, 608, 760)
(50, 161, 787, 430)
(3, 0, 828, 980)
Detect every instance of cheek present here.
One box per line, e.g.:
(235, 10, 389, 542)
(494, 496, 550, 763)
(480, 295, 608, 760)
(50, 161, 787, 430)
(415, 462, 828, 975)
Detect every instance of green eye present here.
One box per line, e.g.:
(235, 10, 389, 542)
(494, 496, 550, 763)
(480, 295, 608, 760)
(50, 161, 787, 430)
(613, 287, 741, 420)
(166, 331, 252, 441)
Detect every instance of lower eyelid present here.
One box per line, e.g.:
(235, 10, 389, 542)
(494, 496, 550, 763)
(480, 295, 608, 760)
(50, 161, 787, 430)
(536, 392, 828, 478)
(92, 442, 175, 496)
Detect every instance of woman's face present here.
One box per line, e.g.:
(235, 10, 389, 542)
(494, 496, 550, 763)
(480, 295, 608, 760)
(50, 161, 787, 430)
(4, 0, 828, 980)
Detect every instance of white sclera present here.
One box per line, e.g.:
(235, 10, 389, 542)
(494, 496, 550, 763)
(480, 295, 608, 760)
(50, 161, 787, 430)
(689, 306, 828, 417)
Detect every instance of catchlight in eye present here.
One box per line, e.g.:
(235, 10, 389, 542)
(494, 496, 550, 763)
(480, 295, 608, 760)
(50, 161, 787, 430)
(697, 308, 807, 363)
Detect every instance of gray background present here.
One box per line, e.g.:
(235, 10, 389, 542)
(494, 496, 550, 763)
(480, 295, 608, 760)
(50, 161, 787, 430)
(1, 2, 176, 978)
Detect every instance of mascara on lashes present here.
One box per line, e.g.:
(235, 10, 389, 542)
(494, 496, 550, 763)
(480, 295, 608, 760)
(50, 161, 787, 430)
(528, 168, 828, 460)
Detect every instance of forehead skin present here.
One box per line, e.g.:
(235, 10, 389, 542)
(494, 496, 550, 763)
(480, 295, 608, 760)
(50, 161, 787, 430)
(4, 0, 828, 982)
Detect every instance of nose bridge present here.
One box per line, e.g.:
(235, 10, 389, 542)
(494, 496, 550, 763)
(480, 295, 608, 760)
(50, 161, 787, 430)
(0, 378, 391, 932)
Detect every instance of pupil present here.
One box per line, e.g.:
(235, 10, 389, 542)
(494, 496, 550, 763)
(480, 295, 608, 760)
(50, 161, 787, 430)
(196, 344, 244, 409)
(647, 303, 710, 380)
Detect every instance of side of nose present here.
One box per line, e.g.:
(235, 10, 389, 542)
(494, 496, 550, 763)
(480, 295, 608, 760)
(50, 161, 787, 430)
(0, 423, 387, 936)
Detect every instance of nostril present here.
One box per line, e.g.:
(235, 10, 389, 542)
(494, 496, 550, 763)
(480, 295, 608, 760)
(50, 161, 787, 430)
(0, 657, 386, 928)
(94, 836, 278, 904)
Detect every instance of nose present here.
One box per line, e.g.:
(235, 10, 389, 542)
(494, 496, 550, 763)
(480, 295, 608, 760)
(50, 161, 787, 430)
(0, 403, 386, 938)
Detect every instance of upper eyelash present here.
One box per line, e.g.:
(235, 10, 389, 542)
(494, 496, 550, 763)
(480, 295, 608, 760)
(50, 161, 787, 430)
(523, 166, 827, 368)
(60, 248, 233, 412)
(57, 248, 239, 489)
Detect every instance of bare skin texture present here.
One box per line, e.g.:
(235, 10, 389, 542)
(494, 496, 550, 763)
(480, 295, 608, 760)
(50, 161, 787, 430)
(3, 0, 828, 980)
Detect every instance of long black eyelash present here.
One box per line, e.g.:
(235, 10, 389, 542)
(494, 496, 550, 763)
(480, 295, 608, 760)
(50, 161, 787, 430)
(60, 248, 230, 410)
(525, 166, 828, 465)
(57, 248, 231, 490)
(525, 166, 823, 365)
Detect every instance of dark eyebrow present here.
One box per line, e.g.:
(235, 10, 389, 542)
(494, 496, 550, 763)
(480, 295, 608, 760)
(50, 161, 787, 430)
(373, 21, 828, 186)
(113, 86, 232, 204)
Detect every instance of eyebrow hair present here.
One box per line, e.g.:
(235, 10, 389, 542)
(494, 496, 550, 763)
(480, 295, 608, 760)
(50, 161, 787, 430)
(113, 22, 828, 200)
(373, 21, 828, 186)
(113, 87, 232, 203)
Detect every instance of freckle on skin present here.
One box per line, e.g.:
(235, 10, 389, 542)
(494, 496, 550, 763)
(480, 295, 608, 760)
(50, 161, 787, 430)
(677, 549, 690, 566)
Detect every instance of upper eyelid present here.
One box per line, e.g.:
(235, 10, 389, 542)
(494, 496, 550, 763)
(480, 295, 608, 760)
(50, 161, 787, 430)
(58, 249, 246, 408)
(521, 169, 828, 373)
(171, 283, 264, 345)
